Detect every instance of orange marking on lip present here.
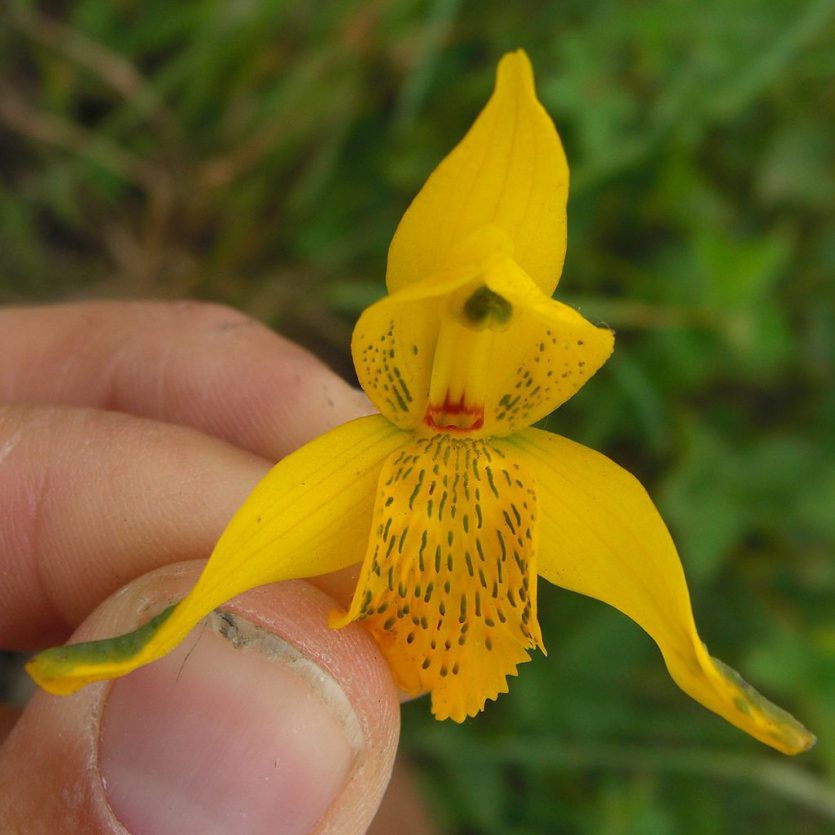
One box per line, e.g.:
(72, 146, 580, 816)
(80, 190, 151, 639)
(424, 393, 485, 432)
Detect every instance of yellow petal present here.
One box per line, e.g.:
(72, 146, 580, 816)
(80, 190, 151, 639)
(478, 258, 613, 435)
(500, 428, 815, 756)
(27, 415, 407, 695)
(331, 435, 543, 722)
(354, 242, 613, 435)
(387, 50, 569, 296)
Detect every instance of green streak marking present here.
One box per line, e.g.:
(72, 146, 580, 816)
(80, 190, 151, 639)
(35, 605, 176, 674)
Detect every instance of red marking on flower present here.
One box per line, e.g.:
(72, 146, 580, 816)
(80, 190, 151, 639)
(424, 393, 485, 432)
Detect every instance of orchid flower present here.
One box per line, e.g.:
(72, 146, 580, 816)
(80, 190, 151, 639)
(27, 51, 814, 756)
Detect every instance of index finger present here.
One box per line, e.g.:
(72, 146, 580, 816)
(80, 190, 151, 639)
(0, 300, 373, 460)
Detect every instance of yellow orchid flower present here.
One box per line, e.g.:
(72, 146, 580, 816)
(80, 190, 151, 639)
(27, 50, 814, 756)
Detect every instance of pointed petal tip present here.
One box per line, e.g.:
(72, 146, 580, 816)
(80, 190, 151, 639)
(24, 654, 85, 696)
(495, 50, 537, 105)
(497, 49, 534, 80)
(25, 604, 177, 696)
(792, 730, 818, 755)
(711, 655, 817, 756)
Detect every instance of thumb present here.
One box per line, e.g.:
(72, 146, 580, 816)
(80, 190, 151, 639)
(0, 562, 400, 834)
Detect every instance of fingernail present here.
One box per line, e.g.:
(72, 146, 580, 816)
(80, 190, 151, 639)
(99, 612, 363, 835)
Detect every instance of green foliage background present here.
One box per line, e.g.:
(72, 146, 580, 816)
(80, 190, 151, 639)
(2, 0, 834, 831)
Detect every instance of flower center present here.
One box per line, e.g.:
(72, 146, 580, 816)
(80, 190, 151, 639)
(424, 285, 513, 434)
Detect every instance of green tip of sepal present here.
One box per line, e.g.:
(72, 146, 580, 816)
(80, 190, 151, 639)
(712, 655, 817, 755)
(26, 605, 176, 695)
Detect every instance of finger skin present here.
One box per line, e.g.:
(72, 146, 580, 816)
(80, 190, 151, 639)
(0, 301, 373, 461)
(0, 301, 374, 647)
(0, 404, 270, 648)
(0, 563, 400, 834)
(0, 706, 19, 744)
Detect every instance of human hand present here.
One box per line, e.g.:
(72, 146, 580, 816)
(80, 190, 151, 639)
(0, 301, 410, 833)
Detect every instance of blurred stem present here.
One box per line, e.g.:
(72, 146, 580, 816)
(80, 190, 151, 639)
(7, 5, 179, 143)
(0, 81, 165, 196)
(411, 733, 835, 820)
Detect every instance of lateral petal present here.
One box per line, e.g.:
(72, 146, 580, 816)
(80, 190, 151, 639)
(352, 264, 474, 431)
(354, 245, 613, 435)
(479, 258, 614, 435)
(387, 50, 569, 295)
(27, 415, 408, 694)
(499, 428, 815, 756)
